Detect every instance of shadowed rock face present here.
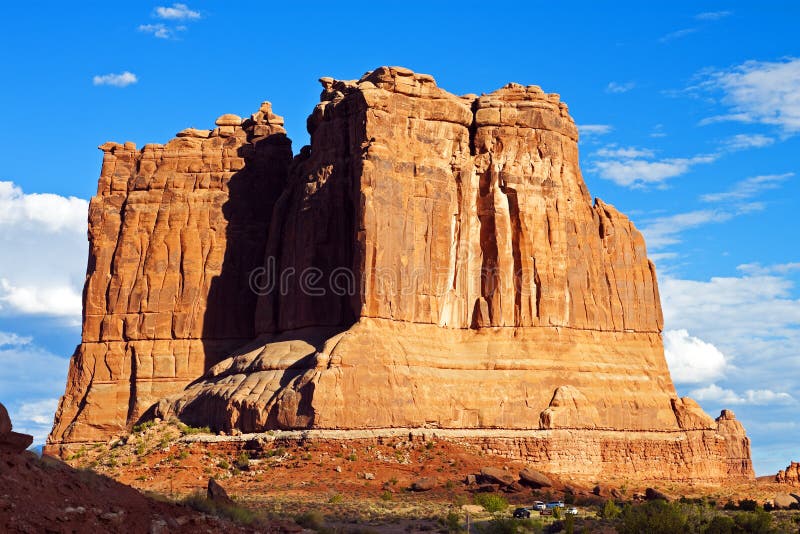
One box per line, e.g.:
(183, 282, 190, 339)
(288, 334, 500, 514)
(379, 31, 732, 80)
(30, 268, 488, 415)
(47, 66, 753, 482)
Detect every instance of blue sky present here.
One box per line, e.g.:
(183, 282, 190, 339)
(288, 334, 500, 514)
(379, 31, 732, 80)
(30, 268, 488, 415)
(0, 2, 798, 476)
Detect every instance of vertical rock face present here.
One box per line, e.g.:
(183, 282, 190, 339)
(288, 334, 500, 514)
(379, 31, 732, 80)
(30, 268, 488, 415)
(47, 106, 291, 449)
(48, 67, 754, 482)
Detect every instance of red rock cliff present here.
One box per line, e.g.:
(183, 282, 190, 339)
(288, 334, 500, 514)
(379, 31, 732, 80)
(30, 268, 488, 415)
(47, 67, 753, 482)
(47, 106, 291, 449)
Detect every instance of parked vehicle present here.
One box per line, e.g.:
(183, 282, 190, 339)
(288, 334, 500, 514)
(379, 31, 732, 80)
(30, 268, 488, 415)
(512, 507, 531, 519)
(546, 501, 565, 509)
(532, 501, 546, 511)
(566, 507, 579, 515)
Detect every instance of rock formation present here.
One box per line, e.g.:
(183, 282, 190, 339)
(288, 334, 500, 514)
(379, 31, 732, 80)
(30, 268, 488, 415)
(777, 461, 800, 484)
(47, 106, 291, 449)
(47, 66, 753, 482)
(0, 402, 33, 453)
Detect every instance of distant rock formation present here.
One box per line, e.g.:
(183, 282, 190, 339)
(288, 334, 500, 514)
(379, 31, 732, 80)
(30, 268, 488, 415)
(47, 66, 753, 482)
(777, 461, 800, 484)
(0, 402, 33, 453)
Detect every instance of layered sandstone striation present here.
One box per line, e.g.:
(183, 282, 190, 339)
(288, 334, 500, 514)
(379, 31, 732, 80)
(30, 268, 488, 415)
(48, 66, 753, 482)
(47, 106, 291, 452)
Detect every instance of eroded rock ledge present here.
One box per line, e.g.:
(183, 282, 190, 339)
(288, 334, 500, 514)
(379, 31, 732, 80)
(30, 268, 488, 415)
(47, 66, 753, 482)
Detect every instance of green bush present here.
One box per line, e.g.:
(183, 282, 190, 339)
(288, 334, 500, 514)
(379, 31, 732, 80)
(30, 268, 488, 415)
(737, 499, 758, 512)
(328, 493, 344, 504)
(733, 509, 773, 533)
(295, 510, 325, 530)
(234, 451, 250, 470)
(179, 424, 211, 435)
(704, 515, 737, 534)
(474, 493, 508, 514)
(182, 492, 257, 525)
(477, 518, 519, 534)
(380, 490, 393, 501)
(441, 511, 462, 532)
(617, 500, 687, 534)
(600, 499, 621, 519)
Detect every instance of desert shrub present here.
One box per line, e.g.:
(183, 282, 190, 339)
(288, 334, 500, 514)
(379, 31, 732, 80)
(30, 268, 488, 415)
(600, 499, 621, 519)
(347, 453, 357, 462)
(216, 459, 230, 469)
(234, 451, 250, 470)
(732, 509, 773, 533)
(182, 492, 257, 525)
(295, 510, 325, 530)
(380, 490, 393, 501)
(179, 424, 211, 435)
(617, 500, 687, 534)
(328, 493, 344, 504)
(737, 499, 759, 512)
(477, 518, 519, 534)
(132, 421, 155, 433)
(704, 515, 737, 534)
(474, 493, 508, 514)
(439, 511, 462, 532)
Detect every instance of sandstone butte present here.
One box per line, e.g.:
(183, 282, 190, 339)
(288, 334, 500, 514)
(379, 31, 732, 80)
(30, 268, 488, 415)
(46, 66, 754, 483)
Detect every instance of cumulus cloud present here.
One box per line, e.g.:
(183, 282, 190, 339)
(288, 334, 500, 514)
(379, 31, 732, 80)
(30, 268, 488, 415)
(591, 147, 717, 188)
(606, 81, 635, 94)
(697, 58, 800, 134)
(664, 329, 729, 384)
(690, 384, 795, 405)
(92, 71, 138, 88)
(155, 3, 200, 20)
(138, 23, 174, 39)
(700, 172, 793, 203)
(0, 331, 32, 347)
(0, 182, 87, 320)
(0, 333, 69, 444)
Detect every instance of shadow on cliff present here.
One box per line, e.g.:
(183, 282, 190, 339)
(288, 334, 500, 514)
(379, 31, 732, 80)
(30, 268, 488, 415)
(200, 131, 293, 369)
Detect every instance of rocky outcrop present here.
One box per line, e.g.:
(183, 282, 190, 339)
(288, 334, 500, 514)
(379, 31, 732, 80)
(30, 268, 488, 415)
(0, 402, 33, 453)
(47, 66, 753, 482)
(776, 461, 800, 484)
(46, 106, 291, 452)
(715, 410, 753, 478)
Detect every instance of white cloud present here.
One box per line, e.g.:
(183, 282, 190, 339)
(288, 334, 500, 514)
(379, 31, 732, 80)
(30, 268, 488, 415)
(1, 336, 70, 444)
(664, 329, 729, 384)
(697, 58, 800, 134)
(641, 204, 761, 250)
(138, 23, 172, 39)
(155, 3, 200, 20)
(700, 172, 793, 202)
(92, 71, 138, 88)
(660, 28, 698, 43)
(737, 262, 800, 276)
(695, 11, 732, 21)
(591, 148, 717, 188)
(0, 182, 87, 320)
(0, 331, 31, 347)
(690, 384, 795, 406)
(578, 124, 612, 138)
(722, 133, 775, 151)
(650, 124, 667, 138)
(595, 146, 655, 159)
(606, 81, 635, 94)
